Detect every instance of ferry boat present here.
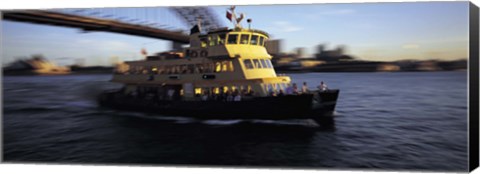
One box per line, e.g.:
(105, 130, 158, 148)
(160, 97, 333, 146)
(98, 7, 340, 125)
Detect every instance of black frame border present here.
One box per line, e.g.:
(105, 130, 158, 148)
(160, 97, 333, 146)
(469, 1, 479, 172)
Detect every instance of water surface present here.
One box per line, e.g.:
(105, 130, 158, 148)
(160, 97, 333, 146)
(3, 72, 468, 171)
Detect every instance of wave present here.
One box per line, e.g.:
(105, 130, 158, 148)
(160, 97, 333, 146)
(5, 106, 63, 113)
(119, 112, 197, 123)
(201, 119, 243, 125)
(111, 111, 318, 127)
(63, 101, 97, 108)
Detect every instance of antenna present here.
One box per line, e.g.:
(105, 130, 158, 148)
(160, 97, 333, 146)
(196, 17, 203, 33)
(226, 6, 246, 28)
(247, 18, 252, 29)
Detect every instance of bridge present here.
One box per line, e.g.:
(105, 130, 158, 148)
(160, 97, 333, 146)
(2, 7, 225, 44)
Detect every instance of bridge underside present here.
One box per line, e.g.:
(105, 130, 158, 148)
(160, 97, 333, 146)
(2, 10, 190, 44)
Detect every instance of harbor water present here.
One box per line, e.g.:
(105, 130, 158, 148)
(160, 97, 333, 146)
(3, 71, 468, 171)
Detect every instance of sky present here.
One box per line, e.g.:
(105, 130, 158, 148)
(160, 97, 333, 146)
(1, 1, 470, 66)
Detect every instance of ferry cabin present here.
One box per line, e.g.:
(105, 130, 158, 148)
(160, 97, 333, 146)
(112, 27, 292, 101)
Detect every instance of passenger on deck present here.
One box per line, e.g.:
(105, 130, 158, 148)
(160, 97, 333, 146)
(212, 93, 219, 101)
(201, 91, 209, 101)
(234, 90, 242, 101)
(318, 81, 328, 91)
(292, 83, 299, 94)
(226, 91, 234, 102)
(241, 89, 248, 96)
(278, 89, 285, 96)
(286, 84, 293, 95)
(233, 89, 239, 97)
(246, 90, 255, 96)
(268, 87, 276, 96)
(167, 89, 175, 100)
(302, 82, 309, 94)
(218, 90, 225, 101)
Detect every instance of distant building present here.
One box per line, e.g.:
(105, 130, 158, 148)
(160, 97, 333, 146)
(377, 63, 401, 72)
(315, 44, 354, 62)
(295, 47, 307, 58)
(265, 39, 282, 56)
(4, 55, 70, 75)
(416, 60, 440, 71)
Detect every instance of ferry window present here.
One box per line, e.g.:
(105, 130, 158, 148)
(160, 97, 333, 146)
(250, 35, 259, 45)
(215, 62, 222, 72)
(222, 62, 228, 72)
(187, 64, 195, 74)
(227, 34, 238, 44)
(203, 63, 210, 73)
(200, 38, 207, 47)
(151, 66, 158, 73)
(240, 34, 250, 44)
(266, 59, 274, 68)
(195, 88, 202, 95)
(209, 35, 217, 46)
(170, 66, 175, 74)
(158, 66, 164, 74)
(228, 61, 234, 72)
(163, 66, 169, 74)
(174, 66, 180, 74)
(201, 63, 210, 73)
(176, 66, 182, 74)
(207, 63, 215, 73)
(169, 66, 175, 74)
(178, 65, 183, 73)
(260, 59, 268, 68)
(181, 65, 188, 74)
(194, 64, 202, 73)
(231, 86, 237, 92)
(253, 59, 262, 68)
(221, 61, 234, 72)
(259, 37, 264, 46)
(243, 59, 254, 69)
(218, 34, 226, 45)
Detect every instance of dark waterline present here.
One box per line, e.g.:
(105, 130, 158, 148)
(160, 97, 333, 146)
(2, 71, 468, 171)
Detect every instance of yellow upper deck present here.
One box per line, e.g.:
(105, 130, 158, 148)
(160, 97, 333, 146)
(112, 27, 292, 97)
(187, 28, 271, 59)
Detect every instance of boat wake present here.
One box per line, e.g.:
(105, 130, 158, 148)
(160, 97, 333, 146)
(201, 119, 243, 125)
(117, 111, 320, 127)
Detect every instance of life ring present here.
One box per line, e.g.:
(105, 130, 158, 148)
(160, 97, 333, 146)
(190, 51, 198, 58)
(200, 50, 208, 57)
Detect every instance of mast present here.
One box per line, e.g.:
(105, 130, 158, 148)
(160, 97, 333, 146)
(227, 6, 245, 29)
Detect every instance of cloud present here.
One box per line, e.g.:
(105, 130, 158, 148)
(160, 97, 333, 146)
(303, 9, 356, 20)
(320, 9, 356, 15)
(272, 21, 303, 32)
(402, 44, 420, 49)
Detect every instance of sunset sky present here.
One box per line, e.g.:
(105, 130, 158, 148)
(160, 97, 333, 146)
(1, 1, 470, 66)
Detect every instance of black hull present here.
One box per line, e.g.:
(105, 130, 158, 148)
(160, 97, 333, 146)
(98, 90, 339, 121)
